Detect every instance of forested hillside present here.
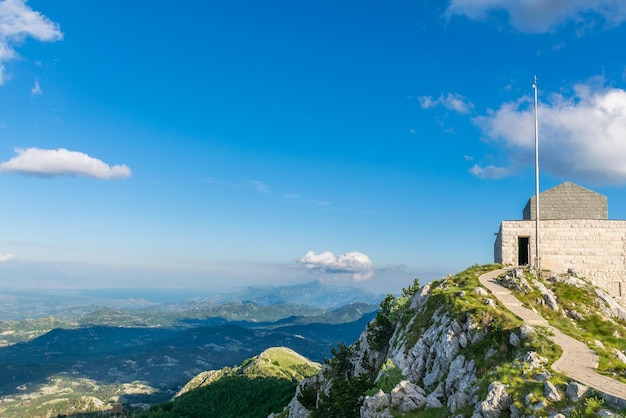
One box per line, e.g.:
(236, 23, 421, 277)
(138, 347, 321, 418)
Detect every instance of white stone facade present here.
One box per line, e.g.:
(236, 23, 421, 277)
(495, 219, 626, 299)
(495, 182, 626, 301)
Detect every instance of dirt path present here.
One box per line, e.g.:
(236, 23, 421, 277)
(478, 268, 626, 406)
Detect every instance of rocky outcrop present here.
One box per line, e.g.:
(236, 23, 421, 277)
(283, 267, 626, 418)
(361, 390, 392, 418)
(390, 380, 426, 411)
(287, 390, 312, 418)
(596, 289, 626, 322)
(566, 382, 588, 401)
(475, 382, 511, 418)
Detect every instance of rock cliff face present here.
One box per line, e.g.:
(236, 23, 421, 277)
(282, 265, 626, 418)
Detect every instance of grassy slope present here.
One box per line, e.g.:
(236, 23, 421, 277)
(139, 347, 321, 418)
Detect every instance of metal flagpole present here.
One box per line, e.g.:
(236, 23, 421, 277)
(533, 76, 540, 273)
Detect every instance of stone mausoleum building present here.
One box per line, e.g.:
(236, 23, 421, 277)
(494, 181, 626, 300)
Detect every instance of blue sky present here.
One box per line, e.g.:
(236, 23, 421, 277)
(1, 0, 626, 293)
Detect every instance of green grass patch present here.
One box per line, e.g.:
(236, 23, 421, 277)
(366, 359, 406, 396)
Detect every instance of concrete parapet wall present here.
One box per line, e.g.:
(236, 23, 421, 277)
(496, 219, 626, 299)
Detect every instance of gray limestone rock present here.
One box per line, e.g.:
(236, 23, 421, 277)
(509, 332, 521, 347)
(530, 399, 548, 411)
(544, 381, 562, 402)
(478, 383, 512, 418)
(361, 390, 392, 418)
(390, 380, 426, 412)
(458, 332, 469, 348)
(425, 381, 445, 409)
(410, 283, 432, 309)
(564, 308, 584, 321)
(522, 351, 547, 370)
(474, 287, 489, 296)
(499, 270, 532, 293)
(534, 371, 552, 381)
(612, 348, 626, 364)
(565, 382, 588, 401)
(428, 381, 445, 400)
(484, 298, 497, 308)
(425, 395, 443, 409)
(445, 354, 477, 398)
(450, 319, 463, 335)
(533, 280, 559, 312)
(595, 289, 626, 321)
(287, 395, 311, 418)
(446, 355, 466, 390)
(563, 276, 587, 287)
(519, 324, 535, 340)
(447, 391, 469, 413)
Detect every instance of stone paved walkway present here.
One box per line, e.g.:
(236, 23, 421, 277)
(478, 268, 626, 407)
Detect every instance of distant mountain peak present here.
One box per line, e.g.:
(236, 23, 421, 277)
(210, 280, 382, 308)
(176, 346, 321, 397)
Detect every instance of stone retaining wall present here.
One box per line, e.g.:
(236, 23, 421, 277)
(495, 219, 626, 299)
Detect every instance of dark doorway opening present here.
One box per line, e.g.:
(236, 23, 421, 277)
(518, 237, 529, 265)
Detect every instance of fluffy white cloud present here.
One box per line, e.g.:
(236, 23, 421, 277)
(0, 253, 14, 262)
(0, 0, 62, 84)
(297, 250, 374, 281)
(419, 93, 474, 114)
(0, 148, 132, 179)
(472, 78, 626, 185)
(446, 0, 626, 33)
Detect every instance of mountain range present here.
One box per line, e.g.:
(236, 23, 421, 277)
(0, 281, 381, 417)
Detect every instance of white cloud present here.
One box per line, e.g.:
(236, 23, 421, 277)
(30, 79, 40, 95)
(297, 250, 374, 281)
(0, 148, 132, 179)
(418, 93, 474, 114)
(445, 0, 626, 33)
(472, 78, 626, 185)
(0, 0, 63, 85)
(0, 253, 14, 262)
(468, 164, 511, 180)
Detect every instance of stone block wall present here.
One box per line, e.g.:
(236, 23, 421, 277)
(495, 219, 626, 300)
(522, 182, 607, 220)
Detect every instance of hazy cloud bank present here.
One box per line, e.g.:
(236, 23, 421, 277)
(446, 0, 626, 33)
(297, 250, 374, 281)
(0, 148, 131, 179)
(0, 0, 62, 84)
